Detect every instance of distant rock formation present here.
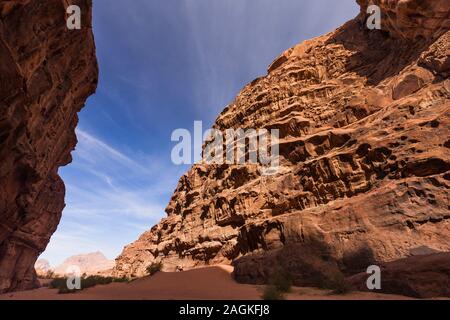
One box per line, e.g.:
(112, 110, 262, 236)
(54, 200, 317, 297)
(34, 259, 52, 277)
(53, 252, 115, 276)
(0, 0, 98, 293)
(114, 0, 450, 296)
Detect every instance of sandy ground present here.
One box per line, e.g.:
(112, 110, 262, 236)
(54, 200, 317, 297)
(0, 265, 416, 300)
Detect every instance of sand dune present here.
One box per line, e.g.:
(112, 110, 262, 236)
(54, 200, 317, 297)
(0, 266, 417, 300)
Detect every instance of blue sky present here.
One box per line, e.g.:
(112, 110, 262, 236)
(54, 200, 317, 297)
(41, 0, 359, 266)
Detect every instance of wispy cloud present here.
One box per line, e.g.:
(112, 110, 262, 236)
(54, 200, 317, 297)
(75, 128, 150, 174)
(42, 128, 183, 265)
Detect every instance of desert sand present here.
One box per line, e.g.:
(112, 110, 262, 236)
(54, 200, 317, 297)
(0, 266, 416, 300)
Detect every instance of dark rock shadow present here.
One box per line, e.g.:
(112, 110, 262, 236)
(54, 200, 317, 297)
(232, 237, 377, 289)
(325, 17, 435, 86)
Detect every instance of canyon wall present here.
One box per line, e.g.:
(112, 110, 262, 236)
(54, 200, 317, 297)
(114, 0, 450, 282)
(0, 0, 97, 292)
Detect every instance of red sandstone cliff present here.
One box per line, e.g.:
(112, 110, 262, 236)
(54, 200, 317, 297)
(0, 0, 98, 293)
(114, 0, 450, 296)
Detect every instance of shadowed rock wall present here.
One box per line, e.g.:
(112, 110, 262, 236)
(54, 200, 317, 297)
(0, 0, 98, 292)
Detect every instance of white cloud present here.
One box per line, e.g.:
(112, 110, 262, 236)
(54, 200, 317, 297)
(75, 128, 150, 174)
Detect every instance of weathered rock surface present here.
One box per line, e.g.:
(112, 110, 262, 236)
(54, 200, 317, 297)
(114, 0, 450, 297)
(0, 0, 98, 292)
(348, 252, 450, 298)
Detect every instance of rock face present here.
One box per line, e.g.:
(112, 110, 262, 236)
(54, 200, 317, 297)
(0, 0, 98, 293)
(114, 0, 450, 292)
(53, 252, 115, 276)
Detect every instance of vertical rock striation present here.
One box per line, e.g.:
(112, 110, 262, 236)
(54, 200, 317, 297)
(114, 0, 450, 283)
(0, 0, 97, 292)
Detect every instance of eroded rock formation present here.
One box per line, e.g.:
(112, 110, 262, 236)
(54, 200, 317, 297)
(0, 0, 97, 292)
(114, 0, 450, 294)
